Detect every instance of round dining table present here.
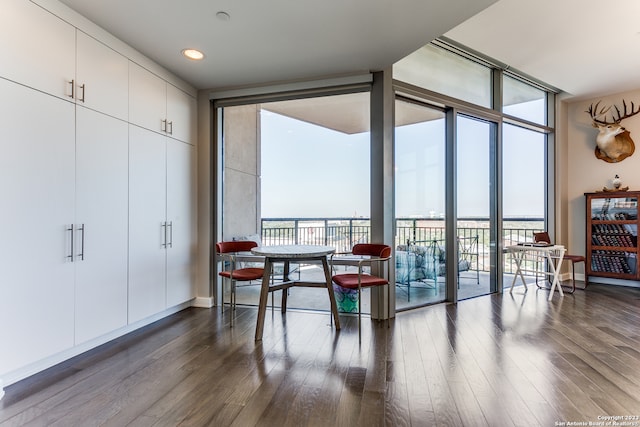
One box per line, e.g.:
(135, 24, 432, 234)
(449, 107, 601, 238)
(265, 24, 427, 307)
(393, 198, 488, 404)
(250, 244, 341, 340)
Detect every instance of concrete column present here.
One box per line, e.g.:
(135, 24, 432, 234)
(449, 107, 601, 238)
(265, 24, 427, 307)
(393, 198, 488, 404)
(222, 104, 261, 238)
(370, 68, 395, 319)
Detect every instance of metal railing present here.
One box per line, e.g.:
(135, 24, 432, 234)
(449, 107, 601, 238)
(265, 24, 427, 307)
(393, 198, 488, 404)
(261, 217, 545, 274)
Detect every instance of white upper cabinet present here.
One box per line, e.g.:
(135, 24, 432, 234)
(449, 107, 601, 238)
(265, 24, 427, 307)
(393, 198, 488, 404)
(167, 84, 197, 144)
(130, 62, 196, 144)
(0, 1, 129, 118)
(129, 62, 167, 135)
(76, 32, 129, 121)
(0, 0, 75, 100)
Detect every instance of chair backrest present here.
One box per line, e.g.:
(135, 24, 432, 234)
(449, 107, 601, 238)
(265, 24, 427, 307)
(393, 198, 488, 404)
(352, 243, 391, 258)
(216, 240, 258, 254)
(533, 232, 551, 244)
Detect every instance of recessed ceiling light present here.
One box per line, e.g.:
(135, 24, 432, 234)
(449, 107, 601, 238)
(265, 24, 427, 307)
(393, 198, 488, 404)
(216, 11, 231, 21)
(182, 48, 205, 60)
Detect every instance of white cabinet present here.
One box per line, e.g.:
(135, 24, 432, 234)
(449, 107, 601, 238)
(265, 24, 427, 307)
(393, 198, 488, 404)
(128, 125, 168, 323)
(130, 62, 196, 144)
(0, 0, 75, 100)
(74, 108, 129, 344)
(167, 83, 197, 144)
(0, 80, 130, 372)
(76, 32, 129, 121)
(0, 79, 76, 375)
(129, 63, 167, 136)
(0, 1, 128, 118)
(129, 126, 196, 323)
(167, 140, 196, 306)
(0, 0, 195, 384)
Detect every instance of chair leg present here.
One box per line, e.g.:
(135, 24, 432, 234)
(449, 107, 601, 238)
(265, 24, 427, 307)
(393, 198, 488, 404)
(358, 287, 362, 344)
(223, 278, 228, 314)
(233, 280, 239, 326)
(387, 283, 391, 329)
(232, 280, 236, 311)
(570, 260, 587, 291)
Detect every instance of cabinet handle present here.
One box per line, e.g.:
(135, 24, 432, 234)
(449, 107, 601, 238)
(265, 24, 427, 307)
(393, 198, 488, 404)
(68, 80, 75, 99)
(161, 222, 167, 248)
(67, 224, 74, 262)
(167, 121, 173, 135)
(78, 83, 85, 103)
(161, 119, 167, 133)
(77, 224, 85, 260)
(168, 221, 173, 248)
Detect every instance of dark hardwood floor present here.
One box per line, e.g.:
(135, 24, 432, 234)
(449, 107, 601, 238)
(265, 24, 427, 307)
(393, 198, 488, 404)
(2, 283, 640, 426)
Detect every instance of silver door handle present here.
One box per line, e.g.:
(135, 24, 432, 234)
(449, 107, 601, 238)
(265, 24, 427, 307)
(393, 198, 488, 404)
(67, 224, 74, 262)
(78, 83, 85, 102)
(168, 221, 173, 248)
(161, 222, 167, 248)
(167, 121, 173, 135)
(77, 224, 85, 260)
(68, 80, 75, 99)
(161, 119, 167, 133)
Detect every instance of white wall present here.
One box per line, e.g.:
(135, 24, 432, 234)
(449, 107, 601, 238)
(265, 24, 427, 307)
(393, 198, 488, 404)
(565, 89, 640, 284)
(195, 91, 213, 305)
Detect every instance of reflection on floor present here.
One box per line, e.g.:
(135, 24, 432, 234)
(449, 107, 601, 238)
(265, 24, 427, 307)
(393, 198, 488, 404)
(226, 263, 560, 314)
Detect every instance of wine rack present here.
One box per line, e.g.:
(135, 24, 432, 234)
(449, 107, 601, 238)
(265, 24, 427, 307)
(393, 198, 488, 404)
(585, 191, 640, 280)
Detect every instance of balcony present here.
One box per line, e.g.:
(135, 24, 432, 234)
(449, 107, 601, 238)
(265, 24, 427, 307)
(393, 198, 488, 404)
(226, 217, 545, 312)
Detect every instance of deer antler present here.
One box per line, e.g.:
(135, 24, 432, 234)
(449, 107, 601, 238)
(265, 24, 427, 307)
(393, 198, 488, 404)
(586, 100, 640, 124)
(586, 101, 613, 125)
(611, 100, 640, 123)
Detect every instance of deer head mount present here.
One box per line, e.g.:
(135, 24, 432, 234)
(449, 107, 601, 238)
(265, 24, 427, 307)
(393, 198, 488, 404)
(586, 100, 639, 163)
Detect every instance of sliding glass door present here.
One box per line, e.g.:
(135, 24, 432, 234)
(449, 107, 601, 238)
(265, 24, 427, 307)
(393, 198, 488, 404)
(394, 99, 446, 309)
(456, 115, 495, 298)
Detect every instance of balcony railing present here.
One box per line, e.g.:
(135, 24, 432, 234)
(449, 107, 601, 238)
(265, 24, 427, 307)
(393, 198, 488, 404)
(261, 217, 545, 274)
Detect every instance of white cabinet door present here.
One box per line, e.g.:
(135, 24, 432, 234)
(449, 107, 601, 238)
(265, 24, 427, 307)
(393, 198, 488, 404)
(166, 84, 197, 144)
(0, 79, 75, 375)
(0, 0, 75, 100)
(129, 63, 166, 135)
(74, 108, 129, 344)
(166, 139, 196, 307)
(76, 31, 129, 121)
(128, 125, 167, 323)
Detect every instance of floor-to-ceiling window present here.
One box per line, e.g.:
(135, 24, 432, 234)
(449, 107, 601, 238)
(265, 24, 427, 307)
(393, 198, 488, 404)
(392, 39, 555, 304)
(456, 115, 495, 298)
(216, 91, 372, 311)
(211, 40, 556, 313)
(394, 100, 446, 309)
(501, 75, 549, 288)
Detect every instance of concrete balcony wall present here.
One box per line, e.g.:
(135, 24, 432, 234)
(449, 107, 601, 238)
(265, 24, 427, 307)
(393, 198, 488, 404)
(223, 104, 261, 239)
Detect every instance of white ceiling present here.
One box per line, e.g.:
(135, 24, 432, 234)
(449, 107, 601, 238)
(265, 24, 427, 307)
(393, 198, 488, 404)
(445, 0, 640, 100)
(58, 0, 496, 90)
(58, 0, 640, 100)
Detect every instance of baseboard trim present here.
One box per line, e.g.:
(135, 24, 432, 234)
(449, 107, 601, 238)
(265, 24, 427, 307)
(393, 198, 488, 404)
(1, 301, 192, 389)
(192, 296, 214, 308)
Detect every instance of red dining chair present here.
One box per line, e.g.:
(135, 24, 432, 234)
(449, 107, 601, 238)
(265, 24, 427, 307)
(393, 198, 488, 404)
(216, 241, 265, 318)
(533, 232, 587, 292)
(331, 243, 392, 343)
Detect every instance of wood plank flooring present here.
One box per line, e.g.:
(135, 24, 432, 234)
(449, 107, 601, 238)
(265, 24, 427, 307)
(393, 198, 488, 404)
(2, 283, 640, 426)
